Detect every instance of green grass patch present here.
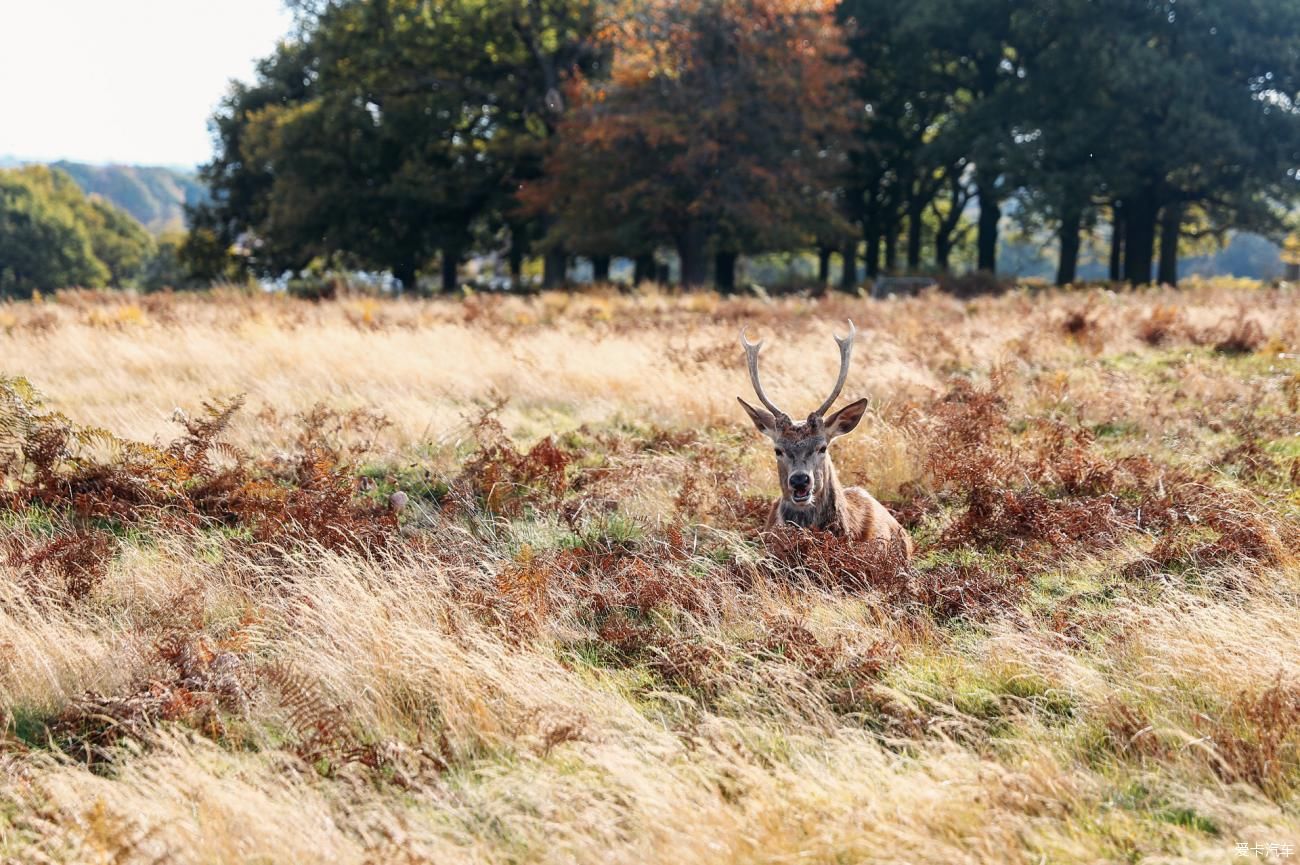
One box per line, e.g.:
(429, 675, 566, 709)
(358, 461, 449, 505)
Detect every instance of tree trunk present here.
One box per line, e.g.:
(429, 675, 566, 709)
(393, 260, 417, 295)
(840, 240, 857, 291)
(817, 246, 832, 286)
(508, 233, 525, 291)
(543, 249, 567, 289)
(1122, 191, 1158, 286)
(715, 250, 737, 294)
(976, 176, 1000, 273)
(634, 253, 655, 285)
(677, 223, 708, 289)
(907, 200, 924, 271)
(884, 221, 899, 274)
(440, 248, 460, 294)
(1157, 203, 1181, 286)
(591, 255, 611, 283)
(935, 232, 953, 273)
(935, 202, 961, 274)
(865, 226, 881, 278)
(1108, 205, 1124, 282)
(1056, 206, 1082, 287)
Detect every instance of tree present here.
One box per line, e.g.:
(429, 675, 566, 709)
(186, 0, 1300, 294)
(138, 231, 191, 292)
(838, 0, 1019, 280)
(0, 165, 156, 297)
(929, 167, 975, 273)
(196, 0, 598, 293)
(1091, 0, 1300, 285)
(892, 0, 1029, 276)
(81, 196, 156, 286)
(841, 0, 948, 278)
(191, 41, 315, 280)
(525, 0, 856, 289)
(999, 0, 1117, 286)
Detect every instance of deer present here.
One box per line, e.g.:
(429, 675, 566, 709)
(737, 320, 913, 559)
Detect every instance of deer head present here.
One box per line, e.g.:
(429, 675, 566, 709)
(737, 320, 868, 512)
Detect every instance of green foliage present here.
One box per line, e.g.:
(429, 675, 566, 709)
(137, 231, 190, 291)
(174, 0, 1300, 294)
(0, 167, 109, 296)
(82, 196, 155, 285)
(178, 205, 247, 286)
(197, 0, 600, 291)
(0, 165, 156, 296)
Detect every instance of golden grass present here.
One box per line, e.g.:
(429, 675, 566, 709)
(0, 278, 1298, 863)
(2, 281, 1289, 447)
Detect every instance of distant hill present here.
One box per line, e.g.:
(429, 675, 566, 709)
(45, 161, 208, 233)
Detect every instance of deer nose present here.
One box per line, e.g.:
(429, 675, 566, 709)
(789, 472, 811, 491)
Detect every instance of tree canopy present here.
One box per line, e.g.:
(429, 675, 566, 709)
(194, 0, 600, 292)
(179, 0, 1300, 290)
(520, 0, 856, 289)
(0, 165, 156, 297)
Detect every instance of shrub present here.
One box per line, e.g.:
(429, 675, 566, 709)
(1136, 304, 1185, 346)
(451, 403, 572, 518)
(937, 270, 1009, 298)
(1213, 311, 1266, 355)
(1, 379, 397, 558)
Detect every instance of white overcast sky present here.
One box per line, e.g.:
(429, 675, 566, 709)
(0, 0, 294, 167)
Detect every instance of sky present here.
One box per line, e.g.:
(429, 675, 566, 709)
(0, 0, 294, 168)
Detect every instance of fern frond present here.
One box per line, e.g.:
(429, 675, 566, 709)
(258, 660, 350, 760)
(0, 375, 43, 407)
(0, 375, 40, 470)
(72, 426, 119, 451)
(209, 440, 250, 465)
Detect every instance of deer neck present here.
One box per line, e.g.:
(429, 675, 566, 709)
(780, 458, 845, 531)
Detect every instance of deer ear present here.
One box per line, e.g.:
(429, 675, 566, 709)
(823, 398, 868, 439)
(737, 397, 778, 438)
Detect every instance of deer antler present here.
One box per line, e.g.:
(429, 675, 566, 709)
(812, 319, 856, 418)
(740, 327, 789, 420)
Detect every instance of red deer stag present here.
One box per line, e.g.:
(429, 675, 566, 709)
(738, 320, 913, 559)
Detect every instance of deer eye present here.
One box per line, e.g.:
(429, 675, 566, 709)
(774, 448, 783, 457)
(818, 446, 827, 454)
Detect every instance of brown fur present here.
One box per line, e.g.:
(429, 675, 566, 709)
(764, 447, 914, 558)
(739, 320, 912, 560)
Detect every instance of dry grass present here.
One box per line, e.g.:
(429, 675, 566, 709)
(0, 278, 1298, 863)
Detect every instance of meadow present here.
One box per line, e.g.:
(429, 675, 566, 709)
(0, 279, 1297, 863)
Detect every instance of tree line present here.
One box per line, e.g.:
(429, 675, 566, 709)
(0, 165, 193, 297)
(6, 0, 1299, 297)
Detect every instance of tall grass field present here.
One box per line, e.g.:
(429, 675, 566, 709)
(0, 280, 1297, 863)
